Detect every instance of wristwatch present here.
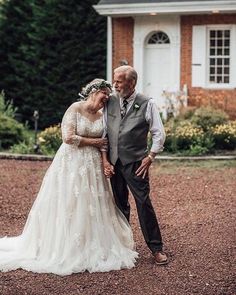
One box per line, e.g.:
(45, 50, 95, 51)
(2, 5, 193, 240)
(148, 154, 155, 162)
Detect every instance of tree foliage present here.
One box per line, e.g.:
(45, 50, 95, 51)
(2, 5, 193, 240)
(0, 0, 106, 128)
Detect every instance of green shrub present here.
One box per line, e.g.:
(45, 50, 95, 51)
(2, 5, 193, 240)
(164, 124, 178, 152)
(163, 106, 234, 155)
(180, 106, 197, 120)
(169, 121, 204, 151)
(0, 90, 18, 118)
(0, 113, 26, 149)
(38, 124, 62, 155)
(190, 106, 229, 131)
(10, 138, 35, 154)
(187, 144, 209, 156)
(212, 121, 236, 150)
(185, 135, 215, 155)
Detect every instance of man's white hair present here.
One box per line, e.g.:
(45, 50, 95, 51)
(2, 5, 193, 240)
(114, 65, 138, 84)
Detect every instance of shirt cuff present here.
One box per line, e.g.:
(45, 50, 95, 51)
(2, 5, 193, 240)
(150, 145, 164, 154)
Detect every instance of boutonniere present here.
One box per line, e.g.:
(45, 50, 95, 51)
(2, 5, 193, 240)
(133, 103, 140, 112)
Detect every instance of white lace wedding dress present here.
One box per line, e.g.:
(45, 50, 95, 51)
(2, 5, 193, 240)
(0, 103, 138, 275)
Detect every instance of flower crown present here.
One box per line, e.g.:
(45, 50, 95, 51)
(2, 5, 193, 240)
(79, 79, 112, 100)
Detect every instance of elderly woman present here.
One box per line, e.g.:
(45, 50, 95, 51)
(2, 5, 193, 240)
(0, 79, 138, 275)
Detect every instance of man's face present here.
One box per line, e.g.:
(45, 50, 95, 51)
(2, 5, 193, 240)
(113, 72, 134, 98)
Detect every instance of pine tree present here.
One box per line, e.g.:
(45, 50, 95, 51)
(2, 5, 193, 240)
(0, 0, 106, 128)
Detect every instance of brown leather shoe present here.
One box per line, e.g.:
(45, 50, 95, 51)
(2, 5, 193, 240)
(153, 251, 169, 265)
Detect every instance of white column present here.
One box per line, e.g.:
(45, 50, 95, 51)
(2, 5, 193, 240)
(107, 16, 112, 82)
(133, 18, 144, 93)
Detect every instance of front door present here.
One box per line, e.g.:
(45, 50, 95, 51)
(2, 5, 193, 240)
(143, 31, 172, 116)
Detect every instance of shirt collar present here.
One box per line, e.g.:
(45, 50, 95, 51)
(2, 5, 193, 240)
(120, 90, 137, 104)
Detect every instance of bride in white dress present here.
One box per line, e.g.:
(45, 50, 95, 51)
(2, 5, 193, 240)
(0, 79, 138, 275)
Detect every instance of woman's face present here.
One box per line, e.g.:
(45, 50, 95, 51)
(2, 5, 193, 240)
(92, 88, 111, 109)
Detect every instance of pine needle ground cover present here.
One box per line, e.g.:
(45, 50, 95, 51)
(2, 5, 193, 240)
(0, 159, 235, 295)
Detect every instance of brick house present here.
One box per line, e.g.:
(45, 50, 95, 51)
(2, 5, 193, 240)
(94, 0, 236, 118)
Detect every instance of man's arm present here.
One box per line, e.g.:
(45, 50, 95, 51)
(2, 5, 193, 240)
(101, 104, 115, 178)
(136, 99, 166, 178)
(147, 98, 166, 155)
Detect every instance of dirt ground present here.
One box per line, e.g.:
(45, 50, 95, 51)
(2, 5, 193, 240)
(0, 159, 235, 295)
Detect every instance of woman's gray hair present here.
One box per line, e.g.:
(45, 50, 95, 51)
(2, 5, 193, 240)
(78, 78, 112, 100)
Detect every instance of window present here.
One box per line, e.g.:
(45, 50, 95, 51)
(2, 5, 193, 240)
(208, 29, 230, 84)
(147, 31, 170, 44)
(192, 25, 236, 88)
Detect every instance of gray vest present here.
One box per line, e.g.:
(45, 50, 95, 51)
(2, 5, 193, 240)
(107, 93, 150, 165)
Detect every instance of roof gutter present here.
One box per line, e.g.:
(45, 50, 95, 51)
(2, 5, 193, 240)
(93, 1, 236, 16)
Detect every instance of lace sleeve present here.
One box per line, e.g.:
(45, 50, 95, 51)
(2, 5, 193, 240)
(61, 104, 81, 146)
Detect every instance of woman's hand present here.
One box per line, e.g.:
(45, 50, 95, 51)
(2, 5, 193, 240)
(102, 159, 115, 178)
(91, 138, 108, 148)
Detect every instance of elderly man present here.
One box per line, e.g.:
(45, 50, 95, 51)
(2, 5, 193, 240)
(102, 65, 168, 265)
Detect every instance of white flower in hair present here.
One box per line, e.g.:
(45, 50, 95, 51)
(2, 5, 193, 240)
(78, 79, 112, 100)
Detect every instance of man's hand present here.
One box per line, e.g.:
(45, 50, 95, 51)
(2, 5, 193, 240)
(102, 159, 115, 178)
(135, 156, 152, 179)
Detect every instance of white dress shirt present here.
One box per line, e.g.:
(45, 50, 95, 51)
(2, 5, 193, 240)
(103, 90, 166, 154)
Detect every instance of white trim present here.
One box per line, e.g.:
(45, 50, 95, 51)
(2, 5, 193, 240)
(93, 1, 236, 16)
(107, 16, 112, 82)
(133, 15, 181, 96)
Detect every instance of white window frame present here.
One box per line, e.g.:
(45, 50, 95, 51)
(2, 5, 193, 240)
(206, 24, 236, 89)
(147, 31, 170, 45)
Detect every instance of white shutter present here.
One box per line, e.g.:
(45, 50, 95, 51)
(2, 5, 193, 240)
(192, 25, 206, 87)
(230, 25, 236, 87)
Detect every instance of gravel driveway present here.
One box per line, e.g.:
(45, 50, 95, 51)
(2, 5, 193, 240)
(0, 159, 235, 295)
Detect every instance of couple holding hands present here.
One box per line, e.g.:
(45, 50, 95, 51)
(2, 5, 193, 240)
(0, 65, 168, 275)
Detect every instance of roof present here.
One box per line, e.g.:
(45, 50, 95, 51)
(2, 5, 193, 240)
(98, 0, 226, 3)
(94, 0, 236, 16)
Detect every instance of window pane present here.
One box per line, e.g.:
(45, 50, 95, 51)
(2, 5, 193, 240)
(217, 30, 222, 38)
(224, 39, 230, 47)
(210, 58, 215, 65)
(210, 76, 215, 82)
(217, 39, 222, 47)
(225, 30, 230, 38)
(147, 31, 170, 44)
(217, 76, 222, 83)
(210, 67, 215, 74)
(224, 48, 230, 55)
(224, 67, 229, 74)
(224, 76, 229, 83)
(210, 48, 215, 55)
(217, 67, 222, 74)
(210, 31, 216, 38)
(210, 39, 215, 47)
(224, 58, 230, 65)
(210, 59, 215, 65)
(217, 59, 222, 66)
(217, 48, 223, 55)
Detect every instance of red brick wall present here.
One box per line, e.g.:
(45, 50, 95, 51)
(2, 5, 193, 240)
(181, 14, 236, 118)
(112, 17, 134, 71)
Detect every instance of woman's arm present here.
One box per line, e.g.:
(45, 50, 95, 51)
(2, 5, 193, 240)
(61, 104, 107, 148)
(101, 151, 114, 178)
(79, 137, 107, 148)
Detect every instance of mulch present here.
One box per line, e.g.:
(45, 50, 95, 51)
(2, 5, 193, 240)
(0, 159, 235, 295)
